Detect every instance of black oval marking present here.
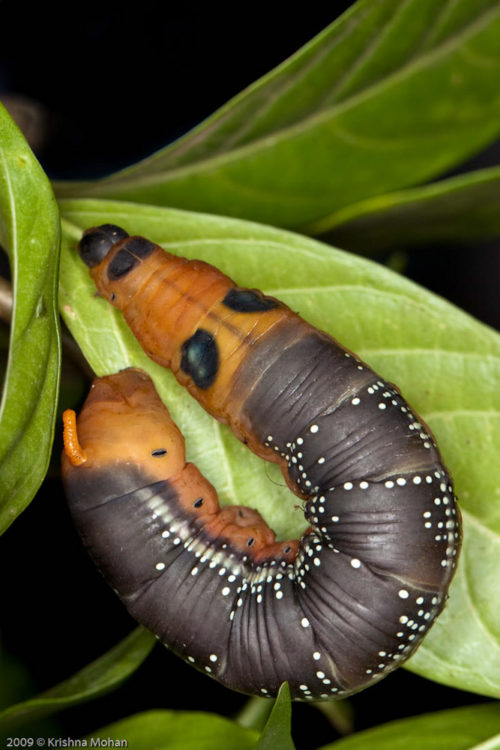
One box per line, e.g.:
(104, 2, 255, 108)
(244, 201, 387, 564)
(180, 329, 218, 389)
(223, 288, 279, 313)
(151, 449, 167, 457)
(125, 237, 156, 259)
(193, 497, 204, 508)
(79, 224, 129, 268)
(108, 248, 139, 280)
(107, 238, 156, 281)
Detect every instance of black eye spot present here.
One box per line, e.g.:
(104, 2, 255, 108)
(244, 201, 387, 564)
(110, 293, 116, 301)
(246, 537, 255, 547)
(79, 224, 129, 267)
(180, 329, 218, 389)
(193, 497, 204, 508)
(283, 546, 291, 554)
(108, 248, 139, 280)
(151, 449, 167, 457)
(125, 237, 156, 259)
(222, 288, 280, 313)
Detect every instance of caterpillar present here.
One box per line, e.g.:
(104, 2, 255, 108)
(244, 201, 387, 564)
(62, 224, 461, 701)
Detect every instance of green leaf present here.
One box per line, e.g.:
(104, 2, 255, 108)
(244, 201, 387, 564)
(83, 709, 259, 750)
(0, 651, 62, 742)
(0, 627, 155, 732)
(256, 683, 294, 750)
(0, 102, 60, 534)
(58, 199, 500, 697)
(236, 696, 274, 732)
(55, 1, 500, 230)
(312, 165, 500, 250)
(317, 703, 500, 750)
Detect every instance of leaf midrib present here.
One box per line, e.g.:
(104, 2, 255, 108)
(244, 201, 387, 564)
(461, 508, 500, 544)
(463, 536, 500, 649)
(0, 141, 18, 429)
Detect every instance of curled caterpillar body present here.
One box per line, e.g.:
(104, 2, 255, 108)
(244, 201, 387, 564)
(64, 225, 462, 700)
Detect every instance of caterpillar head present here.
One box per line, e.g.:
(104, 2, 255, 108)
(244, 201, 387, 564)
(78, 225, 159, 307)
(62, 369, 186, 481)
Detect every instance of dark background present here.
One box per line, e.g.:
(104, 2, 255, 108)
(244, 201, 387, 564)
(0, 3, 348, 180)
(0, 2, 498, 747)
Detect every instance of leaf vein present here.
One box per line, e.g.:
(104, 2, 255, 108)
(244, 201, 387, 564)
(463, 539, 500, 649)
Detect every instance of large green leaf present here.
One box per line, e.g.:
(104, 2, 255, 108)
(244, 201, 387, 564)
(55, 1, 500, 230)
(313, 165, 500, 250)
(0, 103, 60, 533)
(0, 627, 155, 732)
(318, 703, 500, 750)
(58, 199, 500, 697)
(83, 689, 292, 750)
(256, 683, 294, 750)
(83, 710, 259, 750)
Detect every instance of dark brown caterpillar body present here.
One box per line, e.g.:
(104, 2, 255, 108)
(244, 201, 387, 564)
(63, 224, 462, 701)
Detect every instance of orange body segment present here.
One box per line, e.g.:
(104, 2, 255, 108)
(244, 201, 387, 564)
(62, 369, 297, 561)
(88, 236, 303, 475)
